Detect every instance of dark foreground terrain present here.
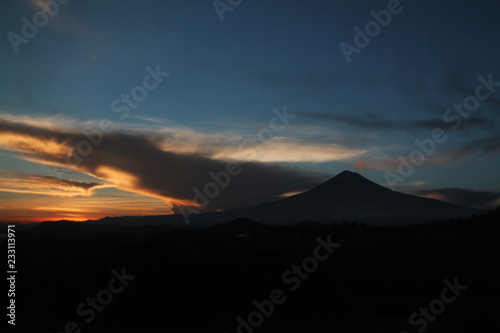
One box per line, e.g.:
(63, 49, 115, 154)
(2, 208, 500, 332)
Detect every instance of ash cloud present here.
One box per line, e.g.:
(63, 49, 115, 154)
(0, 118, 326, 211)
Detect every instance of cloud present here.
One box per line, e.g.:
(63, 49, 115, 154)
(462, 135, 500, 154)
(0, 172, 106, 197)
(0, 113, 365, 163)
(411, 188, 500, 210)
(352, 135, 500, 174)
(433, 135, 500, 164)
(1, 114, 346, 212)
(303, 113, 394, 129)
(149, 128, 366, 163)
(300, 112, 494, 132)
(413, 116, 490, 130)
(354, 161, 366, 171)
(210, 140, 364, 163)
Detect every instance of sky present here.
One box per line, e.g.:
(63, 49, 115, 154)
(0, 0, 499, 222)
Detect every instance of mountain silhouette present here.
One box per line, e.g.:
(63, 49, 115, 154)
(89, 170, 483, 227)
(210, 170, 483, 225)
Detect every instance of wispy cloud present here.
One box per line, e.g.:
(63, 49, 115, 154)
(300, 112, 494, 132)
(462, 135, 500, 154)
(354, 135, 500, 174)
(0, 172, 106, 197)
(411, 188, 500, 210)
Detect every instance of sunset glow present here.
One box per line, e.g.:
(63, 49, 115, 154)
(1, 0, 499, 223)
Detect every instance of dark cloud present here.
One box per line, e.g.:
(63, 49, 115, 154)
(411, 188, 500, 210)
(462, 136, 500, 154)
(300, 112, 493, 132)
(413, 116, 491, 130)
(305, 113, 394, 129)
(440, 68, 500, 119)
(0, 119, 326, 211)
(356, 134, 500, 173)
(445, 135, 500, 162)
(21, 175, 104, 191)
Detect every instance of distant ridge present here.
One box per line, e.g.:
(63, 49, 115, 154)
(89, 170, 483, 227)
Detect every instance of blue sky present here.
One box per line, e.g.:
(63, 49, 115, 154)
(1, 0, 499, 221)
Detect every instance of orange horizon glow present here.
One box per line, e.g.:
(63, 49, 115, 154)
(1, 210, 177, 224)
(0, 185, 179, 224)
(1, 216, 94, 224)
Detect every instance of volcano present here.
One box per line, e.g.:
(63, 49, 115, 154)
(92, 170, 483, 227)
(208, 170, 482, 225)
